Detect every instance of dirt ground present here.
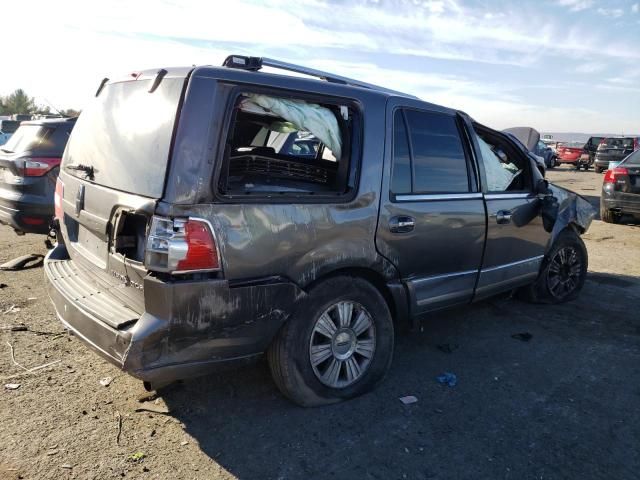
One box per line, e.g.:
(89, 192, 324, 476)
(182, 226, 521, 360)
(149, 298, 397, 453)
(1, 166, 639, 480)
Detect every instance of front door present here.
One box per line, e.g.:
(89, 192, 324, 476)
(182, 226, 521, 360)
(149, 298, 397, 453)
(376, 103, 486, 316)
(467, 123, 551, 300)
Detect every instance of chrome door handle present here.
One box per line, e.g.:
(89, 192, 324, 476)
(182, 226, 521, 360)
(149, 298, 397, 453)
(496, 210, 512, 224)
(389, 216, 415, 233)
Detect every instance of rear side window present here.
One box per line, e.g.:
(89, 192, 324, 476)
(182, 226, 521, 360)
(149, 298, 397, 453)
(218, 92, 358, 198)
(391, 109, 469, 195)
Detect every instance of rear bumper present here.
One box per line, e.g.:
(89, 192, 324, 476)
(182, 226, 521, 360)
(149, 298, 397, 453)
(44, 244, 305, 384)
(0, 195, 52, 234)
(601, 194, 640, 215)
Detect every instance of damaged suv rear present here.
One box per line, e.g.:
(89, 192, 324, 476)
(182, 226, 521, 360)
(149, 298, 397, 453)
(46, 57, 595, 406)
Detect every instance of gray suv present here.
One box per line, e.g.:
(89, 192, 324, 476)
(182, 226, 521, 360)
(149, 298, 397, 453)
(45, 56, 594, 406)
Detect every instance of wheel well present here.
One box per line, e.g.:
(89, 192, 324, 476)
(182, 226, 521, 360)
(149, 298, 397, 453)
(305, 267, 405, 326)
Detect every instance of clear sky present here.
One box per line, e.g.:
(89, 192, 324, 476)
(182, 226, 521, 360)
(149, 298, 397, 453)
(3, 0, 639, 133)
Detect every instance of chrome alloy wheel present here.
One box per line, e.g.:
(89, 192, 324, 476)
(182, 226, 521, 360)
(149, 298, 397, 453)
(547, 246, 582, 299)
(309, 301, 376, 388)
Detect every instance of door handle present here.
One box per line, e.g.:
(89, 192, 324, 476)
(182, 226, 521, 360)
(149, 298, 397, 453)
(496, 210, 512, 224)
(389, 216, 415, 233)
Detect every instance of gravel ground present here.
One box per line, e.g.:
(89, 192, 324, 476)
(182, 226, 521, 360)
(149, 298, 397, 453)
(1, 166, 639, 480)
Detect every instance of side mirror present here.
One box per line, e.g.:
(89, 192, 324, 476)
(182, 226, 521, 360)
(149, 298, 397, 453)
(535, 178, 551, 196)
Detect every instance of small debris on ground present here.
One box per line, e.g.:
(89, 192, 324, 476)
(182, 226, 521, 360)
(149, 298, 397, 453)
(0, 283, 7, 289)
(399, 395, 418, 405)
(60, 464, 73, 469)
(436, 372, 458, 387)
(99, 376, 113, 387)
(46, 450, 59, 456)
(0, 254, 44, 271)
(180, 441, 189, 446)
(135, 404, 171, 414)
(511, 332, 533, 342)
(436, 343, 459, 354)
(2, 305, 21, 314)
(0, 325, 27, 332)
(137, 390, 159, 403)
(128, 452, 146, 463)
(4, 383, 21, 390)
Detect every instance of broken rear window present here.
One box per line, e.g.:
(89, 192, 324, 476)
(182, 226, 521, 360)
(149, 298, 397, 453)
(218, 93, 357, 198)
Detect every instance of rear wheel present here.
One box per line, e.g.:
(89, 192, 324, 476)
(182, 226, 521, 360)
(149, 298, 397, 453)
(600, 202, 620, 224)
(268, 276, 394, 406)
(519, 230, 587, 304)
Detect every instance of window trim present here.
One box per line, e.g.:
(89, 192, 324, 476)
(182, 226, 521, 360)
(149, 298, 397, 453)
(212, 84, 364, 204)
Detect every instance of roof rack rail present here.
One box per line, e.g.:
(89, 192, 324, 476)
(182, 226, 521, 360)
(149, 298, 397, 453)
(222, 55, 418, 99)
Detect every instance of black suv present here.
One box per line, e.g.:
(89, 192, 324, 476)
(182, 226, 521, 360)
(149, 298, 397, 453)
(0, 118, 76, 234)
(594, 136, 640, 173)
(44, 56, 594, 406)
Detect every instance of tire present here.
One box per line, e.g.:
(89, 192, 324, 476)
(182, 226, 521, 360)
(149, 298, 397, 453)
(519, 229, 588, 304)
(595, 166, 603, 173)
(268, 276, 394, 406)
(600, 202, 620, 224)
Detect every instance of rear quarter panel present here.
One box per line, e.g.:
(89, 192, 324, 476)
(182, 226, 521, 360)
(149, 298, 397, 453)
(163, 74, 396, 287)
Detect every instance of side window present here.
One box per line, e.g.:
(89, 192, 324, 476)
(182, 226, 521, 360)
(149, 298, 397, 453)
(219, 92, 357, 197)
(473, 127, 529, 193)
(404, 110, 469, 193)
(391, 111, 411, 194)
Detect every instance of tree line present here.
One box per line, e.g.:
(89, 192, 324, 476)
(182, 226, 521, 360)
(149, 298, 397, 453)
(0, 89, 80, 117)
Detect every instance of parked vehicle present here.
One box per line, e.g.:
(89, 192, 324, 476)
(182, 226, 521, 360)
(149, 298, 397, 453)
(44, 56, 594, 406)
(556, 142, 585, 166)
(582, 136, 604, 170)
(0, 120, 20, 146)
(600, 149, 640, 223)
(594, 136, 640, 173)
(502, 129, 546, 176)
(534, 141, 557, 169)
(0, 118, 76, 234)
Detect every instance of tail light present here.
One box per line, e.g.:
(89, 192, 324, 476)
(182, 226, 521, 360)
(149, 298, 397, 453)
(54, 179, 64, 220)
(145, 216, 220, 273)
(19, 157, 61, 176)
(603, 167, 628, 184)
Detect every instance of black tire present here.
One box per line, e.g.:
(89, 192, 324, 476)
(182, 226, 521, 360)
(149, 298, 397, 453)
(595, 166, 603, 173)
(600, 202, 620, 224)
(519, 229, 588, 304)
(268, 276, 394, 407)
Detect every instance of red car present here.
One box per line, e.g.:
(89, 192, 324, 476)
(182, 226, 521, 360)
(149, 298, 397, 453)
(557, 141, 585, 165)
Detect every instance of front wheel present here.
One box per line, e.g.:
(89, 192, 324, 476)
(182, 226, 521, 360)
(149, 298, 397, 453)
(519, 230, 588, 304)
(268, 276, 394, 406)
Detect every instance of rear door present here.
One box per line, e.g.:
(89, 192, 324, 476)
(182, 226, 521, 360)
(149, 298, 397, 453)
(57, 73, 187, 317)
(376, 102, 486, 315)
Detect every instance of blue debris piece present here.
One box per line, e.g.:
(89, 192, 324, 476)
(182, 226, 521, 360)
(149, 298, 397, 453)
(436, 372, 457, 387)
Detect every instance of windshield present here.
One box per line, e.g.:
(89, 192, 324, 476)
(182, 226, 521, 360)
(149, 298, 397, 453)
(2, 125, 54, 153)
(63, 77, 185, 198)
